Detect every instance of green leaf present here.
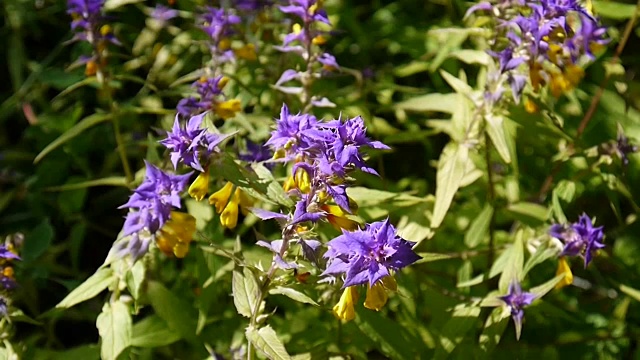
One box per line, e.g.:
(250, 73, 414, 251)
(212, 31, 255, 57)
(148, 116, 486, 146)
(479, 307, 510, 354)
(432, 143, 469, 228)
(530, 274, 565, 298)
(485, 114, 512, 163)
(104, 0, 144, 10)
(147, 281, 198, 341)
(246, 325, 292, 360)
(506, 202, 549, 225)
(44, 177, 128, 191)
(45, 345, 100, 360)
(96, 301, 132, 360)
(125, 260, 146, 301)
(448, 49, 492, 66)
(232, 266, 261, 318)
(416, 252, 453, 264)
(434, 306, 481, 359)
(464, 204, 493, 248)
(593, 0, 638, 19)
(620, 284, 640, 302)
(56, 267, 115, 309)
(251, 163, 294, 207)
(9, 309, 41, 325)
(498, 229, 525, 293)
(24, 219, 54, 262)
(131, 315, 181, 348)
(523, 242, 558, 277)
(355, 307, 418, 359)
(439, 70, 473, 97)
(34, 113, 112, 163)
(269, 286, 318, 306)
(395, 93, 458, 114)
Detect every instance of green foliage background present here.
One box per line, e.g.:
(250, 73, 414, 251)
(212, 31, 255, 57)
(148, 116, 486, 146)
(2, 0, 640, 359)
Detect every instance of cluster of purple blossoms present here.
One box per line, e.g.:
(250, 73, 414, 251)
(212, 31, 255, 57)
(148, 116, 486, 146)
(322, 219, 421, 287)
(150, 5, 179, 27)
(267, 103, 389, 212)
(160, 112, 230, 172)
(199, 6, 241, 64)
(67, 0, 118, 74)
(469, 0, 607, 102)
(550, 213, 605, 268)
(275, 0, 340, 107)
(499, 280, 537, 339)
(0, 240, 20, 317)
(117, 162, 191, 260)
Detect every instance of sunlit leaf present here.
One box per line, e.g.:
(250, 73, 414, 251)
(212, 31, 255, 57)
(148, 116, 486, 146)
(56, 267, 114, 309)
(96, 301, 132, 360)
(432, 143, 469, 228)
(246, 325, 292, 360)
(232, 266, 261, 318)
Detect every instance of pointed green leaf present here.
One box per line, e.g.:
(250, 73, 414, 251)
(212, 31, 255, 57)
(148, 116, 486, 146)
(355, 307, 418, 359)
(498, 230, 525, 293)
(246, 325, 292, 360)
(432, 143, 469, 228)
(44, 177, 128, 191)
(593, 0, 638, 19)
(485, 114, 511, 163)
(131, 315, 181, 348)
(620, 284, 640, 302)
(439, 70, 473, 96)
(523, 242, 558, 277)
(434, 306, 481, 359)
(506, 202, 549, 225)
(96, 301, 132, 360)
(34, 113, 112, 163)
(56, 267, 114, 309)
(416, 252, 453, 264)
(269, 286, 318, 306)
(479, 306, 510, 354)
(464, 204, 493, 248)
(530, 274, 565, 298)
(395, 93, 458, 114)
(147, 281, 197, 341)
(232, 266, 261, 318)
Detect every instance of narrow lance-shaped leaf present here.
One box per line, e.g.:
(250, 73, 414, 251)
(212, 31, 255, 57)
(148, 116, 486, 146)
(464, 204, 494, 248)
(479, 306, 511, 354)
(34, 113, 112, 163)
(245, 325, 292, 360)
(56, 267, 115, 309)
(498, 229, 525, 293)
(485, 114, 512, 163)
(432, 143, 469, 228)
(96, 301, 132, 360)
(434, 306, 482, 360)
(232, 266, 261, 318)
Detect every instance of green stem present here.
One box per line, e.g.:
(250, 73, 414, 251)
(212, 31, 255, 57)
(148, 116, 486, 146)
(97, 69, 133, 185)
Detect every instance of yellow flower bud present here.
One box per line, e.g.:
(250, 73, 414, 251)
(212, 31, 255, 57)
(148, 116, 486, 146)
(218, 38, 231, 50)
(220, 197, 240, 229)
(292, 23, 302, 35)
(218, 76, 230, 89)
(234, 43, 257, 61)
(209, 182, 235, 213)
(100, 24, 112, 36)
(294, 167, 311, 193)
(322, 204, 360, 231)
(555, 257, 573, 289)
(188, 170, 210, 201)
(333, 286, 358, 321)
(214, 99, 242, 119)
(364, 281, 388, 311)
(157, 211, 196, 258)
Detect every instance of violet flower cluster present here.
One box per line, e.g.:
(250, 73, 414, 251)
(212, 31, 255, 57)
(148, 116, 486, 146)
(0, 238, 20, 317)
(322, 219, 421, 288)
(550, 213, 605, 268)
(117, 162, 191, 260)
(275, 0, 340, 107)
(469, 0, 607, 103)
(67, 0, 118, 75)
(161, 112, 230, 172)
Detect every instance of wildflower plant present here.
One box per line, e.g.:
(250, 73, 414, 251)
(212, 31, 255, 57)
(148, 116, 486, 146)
(8, 0, 640, 359)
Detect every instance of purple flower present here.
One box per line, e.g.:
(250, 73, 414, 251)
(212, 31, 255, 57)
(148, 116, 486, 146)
(499, 280, 536, 340)
(549, 213, 605, 267)
(265, 104, 323, 158)
(322, 219, 421, 287)
(199, 6, 240, 48)
(117, 163, 191, 260)
(160, 112, 230, 171)
(0, 245, 19, 261)
(234, 0, 272, 11)
(177, 76, 227, 117)
(279, 0, 330, 25)
(616, 132, 637, 165)
(67, 0, 117, 45)
(151, 5, 179, 24)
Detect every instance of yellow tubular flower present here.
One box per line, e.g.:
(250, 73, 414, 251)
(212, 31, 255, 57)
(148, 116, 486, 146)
(524, 98, 539, 114)
(209, 182, 234, 213)
(215, 99, 242, 119)
(220, 193, 240, 229)
(283, 174, 296, 192)
(294, 167, 311, 193)
(381, 275, 397, 292)
(188, 170, 210, 201)
(322, 204, 360, 231)
(156, 211, 196, 258)
(555, 257, 574, 289)
(333, 286, 359, 321)
(364, 282, 389, 311)
(218, 38, 231, 51)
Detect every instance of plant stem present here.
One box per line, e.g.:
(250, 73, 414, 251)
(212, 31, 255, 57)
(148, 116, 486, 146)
(537, 3, 640, 200)
(97, 69, 134, 185)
